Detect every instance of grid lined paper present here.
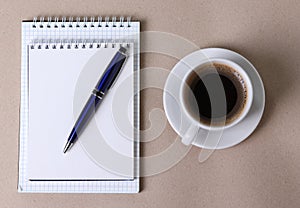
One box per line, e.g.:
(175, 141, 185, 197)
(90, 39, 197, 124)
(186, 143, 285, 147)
(19, 17, 140, 193)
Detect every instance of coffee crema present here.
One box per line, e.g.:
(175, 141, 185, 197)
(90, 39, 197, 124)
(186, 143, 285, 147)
(183, 63, 248, 126)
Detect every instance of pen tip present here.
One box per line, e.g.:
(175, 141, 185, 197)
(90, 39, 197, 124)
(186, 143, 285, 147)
(63, 141, 72, 153)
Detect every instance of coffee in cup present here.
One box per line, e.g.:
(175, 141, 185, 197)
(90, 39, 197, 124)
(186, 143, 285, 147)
(180, 58, 253, 130)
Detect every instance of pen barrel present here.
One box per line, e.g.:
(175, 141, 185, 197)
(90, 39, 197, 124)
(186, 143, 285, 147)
(95, 50, 127, 93)
(67, 94, 103, 142)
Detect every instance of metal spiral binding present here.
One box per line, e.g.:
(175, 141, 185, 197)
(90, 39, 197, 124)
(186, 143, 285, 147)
(61, 16, 66, 27)
(30, 39, 129, 50)
(120, 16, 124, 27)
(76, 17, 81, 27)
(54, 16, 59, 28)
(97, 16, 102, 27)
(30, 16, 132, 49)
(112, 16, 117, 27)
(68, 17, 73, 27)
(105, 16, 110, 27)
(39, 17, 44, 28)
(47, 17, 52, 28)
(32, 16, 132, 28)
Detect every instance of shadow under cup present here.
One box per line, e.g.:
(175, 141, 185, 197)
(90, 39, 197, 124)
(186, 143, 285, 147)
(181, 60, 253, 129)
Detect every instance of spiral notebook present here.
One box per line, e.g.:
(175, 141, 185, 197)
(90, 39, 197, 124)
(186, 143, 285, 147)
(18, 16, 140, 193)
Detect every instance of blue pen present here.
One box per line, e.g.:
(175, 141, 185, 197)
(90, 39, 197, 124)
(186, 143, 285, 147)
(63, 46, 128, 153)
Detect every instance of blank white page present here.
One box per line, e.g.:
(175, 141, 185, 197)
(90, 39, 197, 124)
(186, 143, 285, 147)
(28, 45, 134, 180)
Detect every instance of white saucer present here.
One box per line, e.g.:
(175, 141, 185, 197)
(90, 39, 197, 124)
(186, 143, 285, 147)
(163, 48, 265, 149)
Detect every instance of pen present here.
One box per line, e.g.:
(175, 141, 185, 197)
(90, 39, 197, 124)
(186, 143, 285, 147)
(63, 46, 128, 153)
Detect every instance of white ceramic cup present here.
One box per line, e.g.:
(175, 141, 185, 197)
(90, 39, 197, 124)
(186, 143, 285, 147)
(179, 58, 253, 145)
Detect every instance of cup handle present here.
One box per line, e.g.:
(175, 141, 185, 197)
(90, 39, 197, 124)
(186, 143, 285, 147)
(181, 125, 199, 145)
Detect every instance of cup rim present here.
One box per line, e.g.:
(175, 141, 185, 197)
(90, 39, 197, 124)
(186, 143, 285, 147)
(179, 58, 253, 131)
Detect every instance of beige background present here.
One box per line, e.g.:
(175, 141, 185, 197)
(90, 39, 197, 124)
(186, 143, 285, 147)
(1, 0, 300, 207)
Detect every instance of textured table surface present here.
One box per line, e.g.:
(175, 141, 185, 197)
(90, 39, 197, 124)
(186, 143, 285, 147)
(1, 0, 300, 207)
